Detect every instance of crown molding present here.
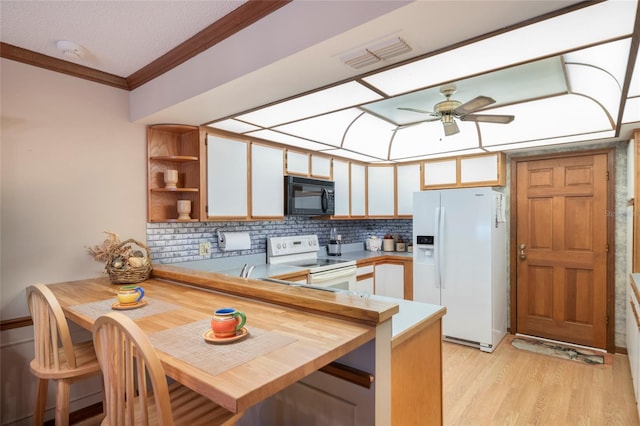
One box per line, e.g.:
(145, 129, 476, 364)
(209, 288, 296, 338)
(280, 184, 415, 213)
(0, 0, 291, 91)
(126, 0, 291, 90)
(0, 42, 129, 90)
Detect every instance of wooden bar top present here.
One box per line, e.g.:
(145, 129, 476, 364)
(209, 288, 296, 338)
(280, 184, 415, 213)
(151, 264, 399, 325)
(48, 274, 395, 413)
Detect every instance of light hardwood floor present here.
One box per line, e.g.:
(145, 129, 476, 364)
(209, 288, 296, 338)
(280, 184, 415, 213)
(443, 335, 640, 425)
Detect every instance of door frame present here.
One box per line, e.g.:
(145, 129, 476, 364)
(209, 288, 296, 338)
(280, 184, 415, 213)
(509, 148, 616, 352)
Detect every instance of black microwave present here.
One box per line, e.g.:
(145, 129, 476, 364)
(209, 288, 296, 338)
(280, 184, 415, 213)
(285, 176, 335, 216)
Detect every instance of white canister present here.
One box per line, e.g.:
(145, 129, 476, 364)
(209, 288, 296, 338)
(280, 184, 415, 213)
(382, 238, 395, 252)
(367, 236, 381, 251)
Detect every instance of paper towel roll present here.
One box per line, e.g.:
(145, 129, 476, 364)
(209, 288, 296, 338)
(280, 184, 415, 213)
(217, 231, 251, 251)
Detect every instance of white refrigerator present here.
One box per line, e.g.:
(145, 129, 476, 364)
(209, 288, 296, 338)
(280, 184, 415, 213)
(413, 187, 507, 352)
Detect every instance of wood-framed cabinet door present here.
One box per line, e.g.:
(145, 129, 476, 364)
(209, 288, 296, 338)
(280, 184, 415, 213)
(350, 163, 366, 217)
(333, 159, 350, 217)
(251, 143, 284, 219)
(206, 135, 248, 219)
(515, 152, 609, 349)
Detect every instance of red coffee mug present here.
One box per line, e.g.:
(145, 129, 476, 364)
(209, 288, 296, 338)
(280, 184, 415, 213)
(211, 308, 246, 338)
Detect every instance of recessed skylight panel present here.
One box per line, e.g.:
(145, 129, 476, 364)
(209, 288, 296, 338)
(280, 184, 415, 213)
(389, 121, 479, 160)
(566, 64, 621, 124)
(321, 149, 381, 163)
(235, 81, 382, 128)
(362, 1, 636, 96)
(342, 114, 396, 160)
(481, 95, 612, 147)
(564, 38, 632, 88)
(272, 109, 363, 147)
(207, 119, 260, 134)
(622, 98, 639, 124)
(246, 129, 334, 151)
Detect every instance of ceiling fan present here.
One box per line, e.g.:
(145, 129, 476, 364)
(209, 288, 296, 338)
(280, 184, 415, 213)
(397, 84, 515, 136)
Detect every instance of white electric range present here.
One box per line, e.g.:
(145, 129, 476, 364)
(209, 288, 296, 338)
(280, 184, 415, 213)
(267, 235, 357, 291)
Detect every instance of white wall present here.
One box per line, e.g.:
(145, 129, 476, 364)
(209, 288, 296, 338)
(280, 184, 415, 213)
(0, 58, 146, 424)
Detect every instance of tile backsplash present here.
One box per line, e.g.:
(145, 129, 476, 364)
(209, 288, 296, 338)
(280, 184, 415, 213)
(147, 217, 412, 264)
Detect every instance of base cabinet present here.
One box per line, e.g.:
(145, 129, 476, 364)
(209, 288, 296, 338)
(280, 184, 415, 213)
(237, 379, 366, 426)
(237, 341, 376, 426)
(357, 258, 413, 301)
(375, 263, 405, 299)
(392, 318, 443, 425)
(237, 312, 444, 426)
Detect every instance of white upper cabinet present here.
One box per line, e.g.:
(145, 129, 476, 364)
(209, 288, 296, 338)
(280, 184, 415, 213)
(422, 153, 506, 189)
(367, 165, 395, 217)
(286, 150, 309, 175)
(397, 163, 420, 216)
(333, 159, 350, 217)
(311, 155, 332, 179)
(207, 135, 248, 218)
(423, 158, 457, 188)
(350, 163, 366, 217)
(460, 154, 498, 184)
(251, 143, 284, 218)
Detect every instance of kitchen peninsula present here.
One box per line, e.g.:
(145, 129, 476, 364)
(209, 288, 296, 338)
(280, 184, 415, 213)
(48, 264, 445, 425)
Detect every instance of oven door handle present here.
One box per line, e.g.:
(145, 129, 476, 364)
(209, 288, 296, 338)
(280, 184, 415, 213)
(309, 266, 357, 284)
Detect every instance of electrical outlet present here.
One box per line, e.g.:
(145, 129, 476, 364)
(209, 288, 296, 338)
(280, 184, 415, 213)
(199, 242, 211, 256)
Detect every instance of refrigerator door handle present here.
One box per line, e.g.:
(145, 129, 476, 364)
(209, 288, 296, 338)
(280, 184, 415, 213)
(434, 207, 441, 289)
(439, 207, 446, 289)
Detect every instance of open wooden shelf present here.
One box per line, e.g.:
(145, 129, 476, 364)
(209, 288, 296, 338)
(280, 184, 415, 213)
(150, 155, 199, 162)
(147, 124, 203, 222)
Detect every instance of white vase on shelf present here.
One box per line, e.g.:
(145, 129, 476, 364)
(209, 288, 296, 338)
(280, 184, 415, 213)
(177, 200, 191, 220)
(164, 169, 178, 189)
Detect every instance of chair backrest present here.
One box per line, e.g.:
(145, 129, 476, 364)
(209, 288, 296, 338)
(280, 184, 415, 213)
(27, 284, 77, 370)
(92, 312, 174, 426)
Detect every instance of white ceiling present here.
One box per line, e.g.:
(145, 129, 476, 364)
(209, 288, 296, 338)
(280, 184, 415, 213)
(0, 0, 247, 77)
(1, 0, 639, 161)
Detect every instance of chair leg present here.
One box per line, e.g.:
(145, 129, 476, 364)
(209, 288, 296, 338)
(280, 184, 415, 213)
(55, 380, 70, 426)
(33, 378, 48, 425)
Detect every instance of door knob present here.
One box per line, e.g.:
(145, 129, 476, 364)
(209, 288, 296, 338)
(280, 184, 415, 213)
(519, 244, 527, 260)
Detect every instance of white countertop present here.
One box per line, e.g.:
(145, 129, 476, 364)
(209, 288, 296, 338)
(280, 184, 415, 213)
(317, 242, 413, 261)
(367, 294, 445, 340)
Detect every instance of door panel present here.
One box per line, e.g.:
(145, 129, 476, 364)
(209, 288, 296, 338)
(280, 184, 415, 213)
(516, 153, 608, 349)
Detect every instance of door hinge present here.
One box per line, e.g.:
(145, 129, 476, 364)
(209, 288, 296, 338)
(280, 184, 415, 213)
(605, 243, 609, 253)
(606, 171, 609, 181)
(205, 205, 208, 214)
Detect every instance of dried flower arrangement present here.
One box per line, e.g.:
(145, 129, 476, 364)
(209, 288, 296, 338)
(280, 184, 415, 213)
(87, 231, 151, 283)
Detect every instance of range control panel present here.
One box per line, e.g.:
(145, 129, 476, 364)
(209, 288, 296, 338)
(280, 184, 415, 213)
(267, 235, 319, 257)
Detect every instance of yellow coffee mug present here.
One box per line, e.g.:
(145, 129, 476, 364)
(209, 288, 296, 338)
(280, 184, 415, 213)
(117, 285, 144, 305)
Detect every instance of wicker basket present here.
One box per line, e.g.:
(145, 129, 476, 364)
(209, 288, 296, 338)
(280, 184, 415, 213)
(106, 239, 152, 284)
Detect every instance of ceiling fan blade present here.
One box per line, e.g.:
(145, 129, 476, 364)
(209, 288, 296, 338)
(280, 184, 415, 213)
(461, 114, 515, 124)
(443, 121, 459, 136)
(398, 107, 434, 115)
(395, 117, 441, 130)
(453, 95, 495, 115)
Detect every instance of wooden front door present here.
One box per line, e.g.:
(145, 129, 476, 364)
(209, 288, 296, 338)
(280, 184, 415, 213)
(515, 153, 609, 349)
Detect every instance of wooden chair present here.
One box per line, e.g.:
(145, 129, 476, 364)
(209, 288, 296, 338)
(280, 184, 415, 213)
(92, 312, 242, 426)
(26, 284, 103, 425)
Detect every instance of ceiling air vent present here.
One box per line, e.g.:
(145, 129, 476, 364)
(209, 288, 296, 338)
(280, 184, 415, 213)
(341, 37, 412, 70)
